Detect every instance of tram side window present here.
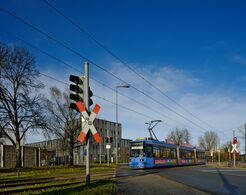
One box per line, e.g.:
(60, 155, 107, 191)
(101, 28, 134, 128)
(153, 146, 176, 158)
(164, 147, 176, 158)
(153, 147, 160, 158)
(180, 150, 193, 159)
(145, 145, 153, 157)
(162, 147, 171, 158)
(170, 148, 177, 158)
(197, 152, 205, 159)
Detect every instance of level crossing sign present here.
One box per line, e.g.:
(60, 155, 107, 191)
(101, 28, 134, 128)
(231, 144, 239, 153)
(76, 101, 102, 143)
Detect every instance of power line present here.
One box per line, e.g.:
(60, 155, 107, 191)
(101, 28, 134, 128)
(0, 27, 81, 73)
(39, 72, 69, 86)
(0, 7, 209, 132)
(43, 0, 215, 131)
(39, 72, 175, 128)
(0, 7, 128, 85)
(94, 95, 154, 121)
(90, 77, 192, 129)
(0, 27, 191, 129)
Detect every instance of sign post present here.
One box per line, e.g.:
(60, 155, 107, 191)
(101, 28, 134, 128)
(106, 144, 111, 167)
(76, 101, 101, 185)
(230, 131, 239, 168)
(76, 63, 102, 185)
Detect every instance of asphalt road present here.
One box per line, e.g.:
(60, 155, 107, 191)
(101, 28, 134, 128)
(115, 165, 246, 195)
(156, 166, 246, 195)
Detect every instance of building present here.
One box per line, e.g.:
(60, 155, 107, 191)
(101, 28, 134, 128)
(27, 138, 67, 165)
(0, 144, 40, 168)
(120, 138, 132, 163)
(28, 118, 132, 165)
(0, 129, 38, 168)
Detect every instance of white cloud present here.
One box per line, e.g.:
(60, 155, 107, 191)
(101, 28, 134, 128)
(241, 75, 246, 81)
(234, 55, 246, 65)
(27, 61, 246, 150)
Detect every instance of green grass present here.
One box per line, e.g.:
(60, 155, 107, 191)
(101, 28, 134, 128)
(37, 179, 115, 195)
(0, 165, 116, 194)
(0, 164, 116, 180)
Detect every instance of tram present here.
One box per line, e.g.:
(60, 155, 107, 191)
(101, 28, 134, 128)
(129, 138, 205, 169)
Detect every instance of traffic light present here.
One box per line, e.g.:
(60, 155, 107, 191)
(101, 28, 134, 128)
(69, 74, 93, 111)
(105, 136, 110, 143)
(233, 137, 238, 144)
(69, 75, 84, 111)
(88, 87, 93, 107)
(105, 136, 113, 143)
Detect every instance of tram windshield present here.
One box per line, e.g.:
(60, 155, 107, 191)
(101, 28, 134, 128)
(130, 142, 144, 157)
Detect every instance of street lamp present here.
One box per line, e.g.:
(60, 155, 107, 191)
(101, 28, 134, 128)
(116, 85, 130, 165)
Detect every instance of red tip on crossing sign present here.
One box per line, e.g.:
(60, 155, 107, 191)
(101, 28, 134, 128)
(93, 132, 101, 143)
(77, 131, 86, 142)
(76, 101, 86, 113)
(92, 104, 100, 114)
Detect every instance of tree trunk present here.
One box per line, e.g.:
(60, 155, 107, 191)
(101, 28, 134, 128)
(69, 141, 74, 166)
(15, 141, 22, 168)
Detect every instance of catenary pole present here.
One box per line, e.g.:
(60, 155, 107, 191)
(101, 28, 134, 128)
(233, 129, 236, 168)
(107, 129, 110, 166)
(245, 123, 246, 162)
(84, 62, 90, 185)
(116, 87, 118, 164)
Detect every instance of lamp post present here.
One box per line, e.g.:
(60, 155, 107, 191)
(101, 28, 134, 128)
(116, 85, 130, 165)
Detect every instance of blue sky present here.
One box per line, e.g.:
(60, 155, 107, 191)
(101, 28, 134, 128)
(0, 0, 246, 151)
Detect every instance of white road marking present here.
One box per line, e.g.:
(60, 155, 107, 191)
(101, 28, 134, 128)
(200, 169, 246, 177)
(201, 169, 246, 172)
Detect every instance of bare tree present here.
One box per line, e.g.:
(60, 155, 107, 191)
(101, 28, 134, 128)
(0, 43, 46, 168)
(45, 87, 80, 165)
(198, 131, 219, 152)
(167, 128, 191, 145)
(221, 141, 231, 153)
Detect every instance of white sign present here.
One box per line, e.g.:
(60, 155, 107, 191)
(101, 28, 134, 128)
(131, 146, 143, 150)
(76, 101, 101, 143)
(106, 144, 111, 149)
(231, 144, 239, 153)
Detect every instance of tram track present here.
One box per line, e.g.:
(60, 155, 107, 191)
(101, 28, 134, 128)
(0, 170, 115, 194)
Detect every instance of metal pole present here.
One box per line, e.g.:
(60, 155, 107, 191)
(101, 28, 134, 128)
(245, 123, 246, 162)
(116, 87, 118, 165)
(218, 139, 220, 166)
(218, 150, 220, 166)
(99, 141, 101, 164)
(228, 147, 231, 164)
(107, 128, 109, 166)
(84, 62, 90, 185)
(233, 129, 236, 168)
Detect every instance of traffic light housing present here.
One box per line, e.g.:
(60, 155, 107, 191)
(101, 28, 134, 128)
(105, 136, 110, 143)
(105, 136, 113, 143)
(88, 87, 93, 107)
(69, 75, 84, 111)
(69, 74, 94, 111)
(233, 137, 238, 144)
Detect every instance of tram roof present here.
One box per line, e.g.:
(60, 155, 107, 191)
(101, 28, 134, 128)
(131, 139, 204, 151)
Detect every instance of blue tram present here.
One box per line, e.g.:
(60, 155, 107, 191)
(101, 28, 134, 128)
(129, 138, 205, 169)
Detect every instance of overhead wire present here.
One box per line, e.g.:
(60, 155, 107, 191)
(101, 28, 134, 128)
(43, 0, 215, 131)
(0, 27, 191, 129)
(0, 7, 208, 132)
(39, 72, 175, 128)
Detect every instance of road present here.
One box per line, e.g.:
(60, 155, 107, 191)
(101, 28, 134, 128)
(115, 165, 246, 194)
